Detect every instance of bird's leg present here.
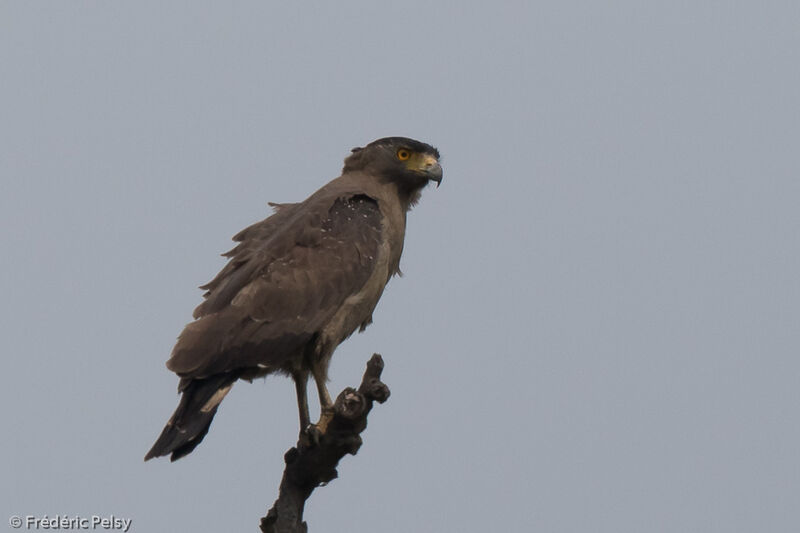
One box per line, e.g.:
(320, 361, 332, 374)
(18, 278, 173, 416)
(312, 362, 335, 435)
(292, 371, 312, 438)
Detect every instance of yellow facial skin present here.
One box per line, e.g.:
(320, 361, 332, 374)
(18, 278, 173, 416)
(398, 149, 439, 172)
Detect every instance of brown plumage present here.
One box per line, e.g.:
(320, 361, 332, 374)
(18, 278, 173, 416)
(145, 137, 442, 461)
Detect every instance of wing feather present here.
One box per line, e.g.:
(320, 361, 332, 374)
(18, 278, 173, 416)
(167, 193, 383, 378)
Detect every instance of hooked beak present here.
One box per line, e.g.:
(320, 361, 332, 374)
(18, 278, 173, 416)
(421, 154, 443, 187)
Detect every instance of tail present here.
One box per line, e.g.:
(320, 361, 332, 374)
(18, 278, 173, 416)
(144, 373, 237, 462)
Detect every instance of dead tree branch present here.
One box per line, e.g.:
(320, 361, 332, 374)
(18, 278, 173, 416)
(260, 354, 390, 532)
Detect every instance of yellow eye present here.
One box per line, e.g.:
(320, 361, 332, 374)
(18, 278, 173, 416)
(397, 149, 411, 161)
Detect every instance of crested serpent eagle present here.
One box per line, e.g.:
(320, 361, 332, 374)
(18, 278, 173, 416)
(145, 137, 442, 461)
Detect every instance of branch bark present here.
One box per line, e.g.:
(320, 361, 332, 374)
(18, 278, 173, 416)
(260, 354, 390, 532)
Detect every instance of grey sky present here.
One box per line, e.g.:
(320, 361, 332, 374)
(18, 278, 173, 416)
(2, 2, 799, 532)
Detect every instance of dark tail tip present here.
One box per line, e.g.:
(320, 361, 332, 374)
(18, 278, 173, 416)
(144, 374, 236, 462)
(144, 418, 214, 462)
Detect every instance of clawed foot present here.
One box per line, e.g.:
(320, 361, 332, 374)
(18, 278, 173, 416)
(299, 423, 323, 448)
(298, 407, 335, 448)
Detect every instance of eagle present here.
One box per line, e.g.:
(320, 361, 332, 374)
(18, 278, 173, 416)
(145, 137, 442, 461)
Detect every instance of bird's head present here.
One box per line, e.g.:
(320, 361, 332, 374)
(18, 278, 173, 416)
(343, 137, 442, 196)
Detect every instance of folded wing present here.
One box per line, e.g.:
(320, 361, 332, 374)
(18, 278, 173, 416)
(166, 194, 383, 379)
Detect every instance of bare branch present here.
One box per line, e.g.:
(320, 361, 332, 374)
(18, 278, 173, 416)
(260, 354, 390, 532)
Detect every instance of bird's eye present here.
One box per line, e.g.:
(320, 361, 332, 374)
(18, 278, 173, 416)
(397, 149, 411, 161)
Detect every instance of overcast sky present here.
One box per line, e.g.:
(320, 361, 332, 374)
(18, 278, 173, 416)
(2, 2, 799, 532)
